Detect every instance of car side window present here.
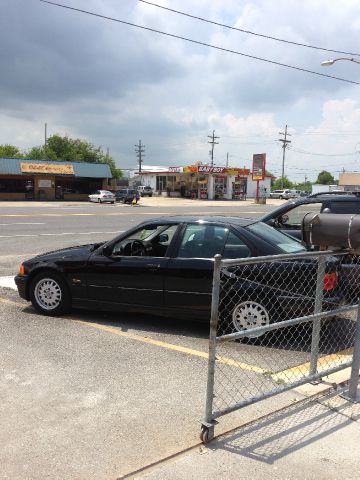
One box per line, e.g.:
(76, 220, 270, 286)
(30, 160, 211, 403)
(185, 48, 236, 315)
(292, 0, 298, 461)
(178, 224, 228, 258)
(111, 224, 179, 257)
(223, 232, 251, 259)
(279, 203, 322, 228)
(329, 201, 360, 214)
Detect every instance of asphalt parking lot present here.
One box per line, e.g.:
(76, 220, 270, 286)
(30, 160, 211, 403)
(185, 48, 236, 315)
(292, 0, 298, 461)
(0, 197, 358, 479)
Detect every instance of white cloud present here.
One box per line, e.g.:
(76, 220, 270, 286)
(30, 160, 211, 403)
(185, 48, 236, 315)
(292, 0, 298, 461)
(0, 0, 359, 180)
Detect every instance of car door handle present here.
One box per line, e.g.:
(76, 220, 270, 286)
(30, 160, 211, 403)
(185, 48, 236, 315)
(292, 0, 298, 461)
(147, 263, 161, 270)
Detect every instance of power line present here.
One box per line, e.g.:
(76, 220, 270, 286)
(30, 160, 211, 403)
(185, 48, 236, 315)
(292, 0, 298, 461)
(138, 0, 360, 57)
(290, 147, 358, 156)
(39, 1, 360, 86)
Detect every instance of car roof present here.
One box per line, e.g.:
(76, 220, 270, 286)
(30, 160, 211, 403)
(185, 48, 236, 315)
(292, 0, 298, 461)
(260, 193, 360, 222)
(138, 215, 258, 227)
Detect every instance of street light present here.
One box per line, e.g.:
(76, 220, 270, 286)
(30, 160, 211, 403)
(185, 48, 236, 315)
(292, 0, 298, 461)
(321, 57, 360, 66)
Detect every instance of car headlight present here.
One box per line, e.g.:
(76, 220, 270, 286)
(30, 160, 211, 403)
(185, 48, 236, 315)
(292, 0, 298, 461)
(18, 264, 25, 276)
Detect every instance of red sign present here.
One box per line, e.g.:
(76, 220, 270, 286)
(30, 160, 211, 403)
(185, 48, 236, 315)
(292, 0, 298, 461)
(252, 154, 266, 181)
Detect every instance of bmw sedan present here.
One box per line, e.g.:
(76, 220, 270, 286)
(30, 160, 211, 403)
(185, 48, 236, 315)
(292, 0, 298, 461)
(14, 216, 343, 334)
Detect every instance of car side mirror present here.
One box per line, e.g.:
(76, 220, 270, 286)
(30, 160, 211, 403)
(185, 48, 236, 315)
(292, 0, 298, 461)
(158, 233, 169, 243)
(102, 244, 113, 257)
(267, 219, 275, 227)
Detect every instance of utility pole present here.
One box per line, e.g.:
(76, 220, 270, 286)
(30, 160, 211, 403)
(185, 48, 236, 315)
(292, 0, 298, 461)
(278, 125, 291, 188)
(226, 152, 229, 167)
(135, 140, 145, 175)
(304, 174, 308, 191)
(44, 123, 47, 159)
(208, 130, 219, 167)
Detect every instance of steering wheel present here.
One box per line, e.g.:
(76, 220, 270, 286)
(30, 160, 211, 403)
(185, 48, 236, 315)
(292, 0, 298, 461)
(131, 240, 146, 256)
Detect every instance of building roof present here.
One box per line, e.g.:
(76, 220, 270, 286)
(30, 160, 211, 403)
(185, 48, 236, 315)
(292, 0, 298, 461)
(0, 157, 111, 178)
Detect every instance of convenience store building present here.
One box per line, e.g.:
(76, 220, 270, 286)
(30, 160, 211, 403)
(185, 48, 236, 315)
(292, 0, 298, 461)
(132, 164, 271, 200)
(0, 158, 111, 201)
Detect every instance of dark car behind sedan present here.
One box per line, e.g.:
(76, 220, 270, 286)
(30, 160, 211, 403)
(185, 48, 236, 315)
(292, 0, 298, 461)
(15, 216, 344, 336)
(115, 188, 137, 203)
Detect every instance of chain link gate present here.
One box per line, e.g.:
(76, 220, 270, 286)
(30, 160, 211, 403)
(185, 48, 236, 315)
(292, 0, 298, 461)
(201, 250, 360, 443)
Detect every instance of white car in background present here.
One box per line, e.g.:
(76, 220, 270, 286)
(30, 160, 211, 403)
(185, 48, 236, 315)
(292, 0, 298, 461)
(88, 190, 115, 204)
(269, 189, 292, 199)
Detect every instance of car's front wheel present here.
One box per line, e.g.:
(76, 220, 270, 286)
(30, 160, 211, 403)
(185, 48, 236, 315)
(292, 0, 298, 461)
(30, 271, 71, 316)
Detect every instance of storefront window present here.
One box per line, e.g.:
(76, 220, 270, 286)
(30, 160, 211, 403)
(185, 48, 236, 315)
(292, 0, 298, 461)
(0, 178, 29, 193)
(156, 176, 167, 192)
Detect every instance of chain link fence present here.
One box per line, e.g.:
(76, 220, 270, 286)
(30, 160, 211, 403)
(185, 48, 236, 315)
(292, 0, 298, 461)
(201, 250, 360, 443)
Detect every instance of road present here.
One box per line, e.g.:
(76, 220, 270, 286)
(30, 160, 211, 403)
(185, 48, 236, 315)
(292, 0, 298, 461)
(0, 197, 273, 275)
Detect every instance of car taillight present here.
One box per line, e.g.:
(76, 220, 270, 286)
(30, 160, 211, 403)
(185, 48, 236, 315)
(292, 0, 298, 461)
(18, 264, 25, 276)
(324, 272, 338, 291)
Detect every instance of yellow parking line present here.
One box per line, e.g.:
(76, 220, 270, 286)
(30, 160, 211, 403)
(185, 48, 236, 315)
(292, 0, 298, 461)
(0, 298, 25, 307)
(271, 348, 353, 383)
(0, 297, 266, 373)
(74, 320, 268, 373)
(0, 297, 352, 379)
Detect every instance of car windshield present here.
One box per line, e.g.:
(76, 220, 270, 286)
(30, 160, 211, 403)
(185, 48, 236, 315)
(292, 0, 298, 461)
(247, 222, 306, 253)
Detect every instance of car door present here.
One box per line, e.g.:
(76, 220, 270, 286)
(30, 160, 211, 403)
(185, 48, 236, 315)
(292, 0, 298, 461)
(272, 202, 323, 239)
(85, 223, 180, 307)
(164, 223, 253, 318)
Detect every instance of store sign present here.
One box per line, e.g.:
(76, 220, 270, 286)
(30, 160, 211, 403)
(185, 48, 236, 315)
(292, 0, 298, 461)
(252, 154, 266, 181)
(168, 166, 183, 173)
(197, 166, 250, 175)
(21, 163, 75, 175)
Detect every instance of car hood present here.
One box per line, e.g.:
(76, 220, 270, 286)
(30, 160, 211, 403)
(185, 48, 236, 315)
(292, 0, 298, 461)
(29, 243, 104, 262)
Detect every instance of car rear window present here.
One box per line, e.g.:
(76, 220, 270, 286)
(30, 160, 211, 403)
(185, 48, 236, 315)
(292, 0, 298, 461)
(247, 222, 306, 253)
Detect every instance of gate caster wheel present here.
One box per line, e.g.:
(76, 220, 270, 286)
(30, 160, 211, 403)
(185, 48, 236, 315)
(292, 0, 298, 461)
(200, 426, 210, 444)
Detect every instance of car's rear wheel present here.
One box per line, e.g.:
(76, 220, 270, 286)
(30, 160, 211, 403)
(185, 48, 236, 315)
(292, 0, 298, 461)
(30, 271, 71, 316)
(231, 299, 271, 338)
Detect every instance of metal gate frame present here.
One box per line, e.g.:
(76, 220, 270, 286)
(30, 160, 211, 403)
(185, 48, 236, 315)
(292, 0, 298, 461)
(201, 250, 360, 443)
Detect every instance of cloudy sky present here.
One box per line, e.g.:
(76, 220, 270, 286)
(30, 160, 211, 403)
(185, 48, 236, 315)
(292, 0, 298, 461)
(1, 0, 360, 182)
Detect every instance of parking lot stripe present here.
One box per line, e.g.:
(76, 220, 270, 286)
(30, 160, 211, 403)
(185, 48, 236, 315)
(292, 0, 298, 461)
(74, 320, 269, 373)
(3, 296, 322, 375)
(0, 298, 25, 307)
(271, 348, 353, 383)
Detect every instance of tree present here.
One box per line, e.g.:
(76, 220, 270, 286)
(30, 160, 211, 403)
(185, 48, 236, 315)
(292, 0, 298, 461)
(315, 170, 335, 185)
(0, 144, 23, 158)
(27, 135, 122, 178)
(272, 177, 293, 190)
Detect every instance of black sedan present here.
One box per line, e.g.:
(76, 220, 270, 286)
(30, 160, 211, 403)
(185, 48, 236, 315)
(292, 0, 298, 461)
(15, 216, 343, 334)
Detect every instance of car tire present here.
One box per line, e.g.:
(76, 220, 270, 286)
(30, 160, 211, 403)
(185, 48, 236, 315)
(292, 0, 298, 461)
(219, 295, 279, 339)
(231, 299, 271, 338)
(29, 271, 71, 316)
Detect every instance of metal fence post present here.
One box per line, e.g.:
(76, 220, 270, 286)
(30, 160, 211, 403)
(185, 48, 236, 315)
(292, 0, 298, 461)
(201, 254, 222, 443)
(310, 254, 326, 376)
(344, 301, 360, 402)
